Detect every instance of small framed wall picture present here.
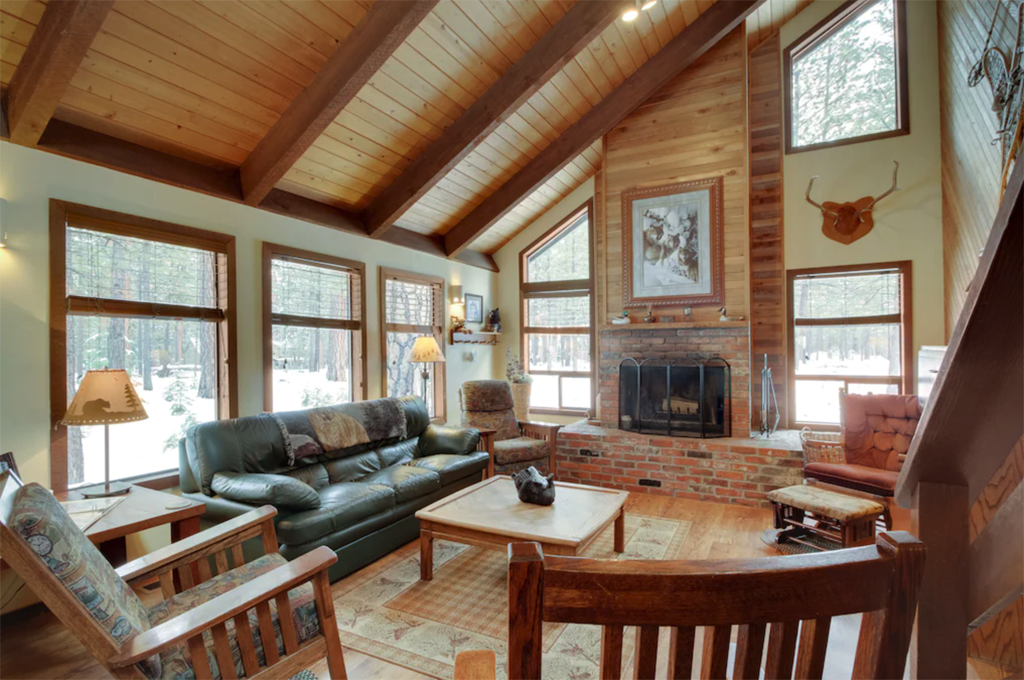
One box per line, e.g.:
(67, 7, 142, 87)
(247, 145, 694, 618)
(465, 294, 484, 323)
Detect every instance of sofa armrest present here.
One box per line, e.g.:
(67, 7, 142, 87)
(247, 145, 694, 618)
(418, 424, 482, 457)
(211, 472, 319, 511)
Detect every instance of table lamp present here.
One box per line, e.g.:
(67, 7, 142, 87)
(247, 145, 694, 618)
(61, 368, 148, 497)
(409, 336, 445, 412)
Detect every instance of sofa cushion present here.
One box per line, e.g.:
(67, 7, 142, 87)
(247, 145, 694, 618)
(378, 439, 418, 467)
(211, 472, 320, 511)
(493, 437, 550, 465)
(186, 416, 286, 495)
(324, 451, 382, 483)
(408, 452, 489, 485)
(418, 424, 481, 457)
(804, 462, 899, 497)
(355, 466, 441, 503)
(282, 463, 329, 490)
(275, 483, 395, 545)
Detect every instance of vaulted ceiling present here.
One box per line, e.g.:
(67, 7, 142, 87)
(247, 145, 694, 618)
(0, 0, 804, 269)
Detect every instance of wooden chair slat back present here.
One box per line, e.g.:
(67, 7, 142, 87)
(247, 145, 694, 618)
(507, 532, 925, 680)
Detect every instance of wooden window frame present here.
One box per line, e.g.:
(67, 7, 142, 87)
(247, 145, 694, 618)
(49, 200, 237, 492)
(379, 267, 446, 423)
(786, 260, 913, 431)
(261, 242, 367, 412)
(519, 199, 596, 417)
(783, 0, 910, 154)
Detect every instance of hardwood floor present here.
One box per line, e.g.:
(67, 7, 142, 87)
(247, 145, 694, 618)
(1, 492, 1001, 680)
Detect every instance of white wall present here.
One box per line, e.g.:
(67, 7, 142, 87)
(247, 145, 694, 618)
(781, 0, 944, 383)
(492, 178, 595, 425)
(0, 142, 498, 489)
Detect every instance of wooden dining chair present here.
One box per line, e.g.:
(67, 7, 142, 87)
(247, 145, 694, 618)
(455, 532, 925, 680)
(0, 469, 348, 679)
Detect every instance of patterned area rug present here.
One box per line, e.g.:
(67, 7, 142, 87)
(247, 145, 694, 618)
(332, 514, 691, 679)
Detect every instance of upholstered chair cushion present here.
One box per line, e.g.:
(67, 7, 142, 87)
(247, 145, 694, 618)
(844, 394, 922, 471)
(8, 485, 161, 678)
(460, 380, 521, 441)
(148, 553, 320, 679)
(803, 462, 900, 497)
(493, 437, 550, 466)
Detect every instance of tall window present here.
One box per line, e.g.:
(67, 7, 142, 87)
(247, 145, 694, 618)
(380, 268, 445, 420)
(520, 201, 595, 415)
(50, 201, 236, 492)
(787, 261, 912, 428)
(262, 243, 365, 412)
(784, 0, 908, 153)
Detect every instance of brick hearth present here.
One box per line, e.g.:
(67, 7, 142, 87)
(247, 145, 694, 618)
(556, 422, 804, 507)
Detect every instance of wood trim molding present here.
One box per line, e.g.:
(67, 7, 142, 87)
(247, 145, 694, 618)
(782, 0, 910, 155)
(379, 267, 447, 422)
(785, 260, 913, 429)
(443, 0, 767, 257)
(362, 0, 626, 237)
(261, 242, 368, 413)
(239, 0, 438, 206)
(49, 199, 238, 492)
(5, 0, 113, 146)
(519, 199, 596, 415)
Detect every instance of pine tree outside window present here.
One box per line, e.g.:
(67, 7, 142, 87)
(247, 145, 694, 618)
(50, 201, 237, 492)
(519, 201, 596, 416)
(262, 243, 366, 413)
(784, 0, 909, 153)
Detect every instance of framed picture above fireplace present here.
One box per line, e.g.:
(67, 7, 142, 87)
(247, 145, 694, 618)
(622, 176, 724, 308)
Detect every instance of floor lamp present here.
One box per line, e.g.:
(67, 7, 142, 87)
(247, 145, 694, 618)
(62, 368, 148, 497)
(410, 336, 445, 414)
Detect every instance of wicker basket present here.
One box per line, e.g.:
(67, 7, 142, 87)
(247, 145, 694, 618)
(799, 428, 847, 466)
(511, 382, 531, 423)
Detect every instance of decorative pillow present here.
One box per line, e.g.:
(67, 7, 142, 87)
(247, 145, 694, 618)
(9, 485, 161, 678)
(211, 472, 321, 511)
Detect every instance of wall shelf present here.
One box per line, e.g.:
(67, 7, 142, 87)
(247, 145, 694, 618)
(450, 330, 500, 345)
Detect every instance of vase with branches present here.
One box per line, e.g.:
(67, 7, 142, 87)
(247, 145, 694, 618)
(506, 349, 532, 421)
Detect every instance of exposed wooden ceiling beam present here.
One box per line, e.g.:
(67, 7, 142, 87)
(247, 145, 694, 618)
(18, 117, 497, 271)
(895, 158, 1023, 507)
(443, 0, 767, 258)
(240, 0, 438, 207)
(4, 0, 113, 146)
(363, 0, 628, 238)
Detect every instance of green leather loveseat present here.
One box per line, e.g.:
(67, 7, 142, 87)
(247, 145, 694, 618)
(178, 395, 485, 580)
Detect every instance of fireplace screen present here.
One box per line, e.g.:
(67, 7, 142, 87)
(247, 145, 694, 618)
(618, 357, 731, 438)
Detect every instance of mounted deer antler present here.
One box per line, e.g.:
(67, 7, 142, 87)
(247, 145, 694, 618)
(805, 160, 902, 245)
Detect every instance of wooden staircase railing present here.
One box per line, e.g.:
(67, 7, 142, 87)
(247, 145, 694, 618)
(895, 157, 1024, 679)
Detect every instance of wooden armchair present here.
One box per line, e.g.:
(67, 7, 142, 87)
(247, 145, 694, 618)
(460, 380, 561, 478)
(0, 469, 347, 680)
(455, 533, 926, 680)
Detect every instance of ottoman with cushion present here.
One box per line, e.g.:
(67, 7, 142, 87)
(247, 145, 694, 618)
(767, 484, 885, 550)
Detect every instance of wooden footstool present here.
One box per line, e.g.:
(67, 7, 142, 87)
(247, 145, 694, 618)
(766, 484, 885, 550)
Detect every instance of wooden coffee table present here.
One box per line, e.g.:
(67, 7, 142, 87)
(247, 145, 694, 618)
(415, 476, 628, 581)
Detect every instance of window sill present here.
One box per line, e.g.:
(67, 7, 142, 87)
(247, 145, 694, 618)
(529, 408, 589, 418)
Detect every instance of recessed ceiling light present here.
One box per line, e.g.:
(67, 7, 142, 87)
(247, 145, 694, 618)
(641, 0, 658, 10)
(622, 8, 639, 21)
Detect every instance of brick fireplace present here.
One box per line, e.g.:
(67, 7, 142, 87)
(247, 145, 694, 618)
(555, 322, 803, 507)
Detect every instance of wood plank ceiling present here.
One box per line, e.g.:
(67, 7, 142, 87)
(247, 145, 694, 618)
(1, 0, 782, 264)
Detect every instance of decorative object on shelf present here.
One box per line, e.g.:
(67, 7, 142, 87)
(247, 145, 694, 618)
(643, 304, 656, 323)
(968, 0, 1024, 197)
(805, 160, 901, 245)
(611, 311, 631, 325)
(484, 308, 502, 333)
(660, 315, 676, 323)
(450, 330, 499, 345)
(450, 315, 467, 334)
(758, 354, 781, 438)
(409, 336, 445, 407)
(61, 368, 148, 498)
(506, 348, 532, 422)
(465, 293, 484, 323)
(622, 176, 724, 308)
(512, 466, 556, 506)
(718, 307, 744, 322)
(683, 306, 693, 321)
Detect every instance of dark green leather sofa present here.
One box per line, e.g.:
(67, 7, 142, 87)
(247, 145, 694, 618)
(178, 396, 486, 581)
